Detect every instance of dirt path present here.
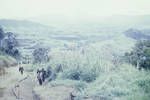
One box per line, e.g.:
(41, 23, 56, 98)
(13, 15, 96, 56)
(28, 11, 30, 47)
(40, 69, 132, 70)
(12, 75, 40, 100)
(0, 67, 40, 100)
(0, 66, 79, 100)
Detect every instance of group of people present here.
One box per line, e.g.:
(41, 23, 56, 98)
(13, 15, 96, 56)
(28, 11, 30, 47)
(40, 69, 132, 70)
(37, 68, 47, 85)
(36, 64, 63, 85)
(18, 62, 63, 85)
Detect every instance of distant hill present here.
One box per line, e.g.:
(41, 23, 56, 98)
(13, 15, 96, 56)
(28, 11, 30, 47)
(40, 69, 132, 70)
(1, 18, 149, 58)
(30, 15, 150, 31)
(0, 19, 49, 28)
(124, 28, 150, 40)
(0, 19, 55, 34)
(0, 19, 56, 57)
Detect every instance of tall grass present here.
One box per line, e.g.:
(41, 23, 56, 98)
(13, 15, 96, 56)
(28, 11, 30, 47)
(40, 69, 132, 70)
(33, 36, 150, 99)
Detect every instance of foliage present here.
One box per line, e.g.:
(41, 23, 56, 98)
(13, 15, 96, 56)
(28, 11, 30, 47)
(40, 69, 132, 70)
(62, 67, 82, 80)
(2, 32, 20, 59)
(0, 26, 4, 50)
(62, 67, 97, 83)
(0, 27, 20, 60)
(32, 47, 49, 63)
(125, 40, 150, 69)
(136, 79, 150, 93)
(0, 26, 4, 40)
(80, 69, 97, 82)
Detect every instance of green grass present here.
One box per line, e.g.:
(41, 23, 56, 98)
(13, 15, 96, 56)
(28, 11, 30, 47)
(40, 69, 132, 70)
(0, 55, 17, 67)
(32, 34, 150, 100)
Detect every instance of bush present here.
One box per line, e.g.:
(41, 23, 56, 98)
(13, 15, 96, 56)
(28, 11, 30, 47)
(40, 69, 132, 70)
(125, 40, 150, 70)
(62, 67, 97, 82)
(0, 31, 20, 60)
(0, 27, 4, 48)
(63, 68, 82, 80)
(136, 79, 150, 93)
(32, 47, 49, 63)
(80, 70, 97, 82)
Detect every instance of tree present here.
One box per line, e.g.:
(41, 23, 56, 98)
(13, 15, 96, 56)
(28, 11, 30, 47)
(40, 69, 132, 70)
(2, 32, 20, 59)
(125, 40, 150, 70)
(0, 27, 4, 48)
(32, 47, 49, 63)
(0, 27, 20, 60)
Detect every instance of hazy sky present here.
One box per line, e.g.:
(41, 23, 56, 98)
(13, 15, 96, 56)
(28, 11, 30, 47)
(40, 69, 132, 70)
(0, 0, 150, 19)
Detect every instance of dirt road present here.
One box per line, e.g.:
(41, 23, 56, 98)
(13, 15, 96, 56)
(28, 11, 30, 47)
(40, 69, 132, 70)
(0, 67, 40, 100)
(0, 66, 78, 100)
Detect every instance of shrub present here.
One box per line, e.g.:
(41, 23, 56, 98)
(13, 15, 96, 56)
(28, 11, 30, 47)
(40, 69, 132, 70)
(63, 68, 82, 80)
(62, 67, 97, 82)
(80, 70, 97, 82)
(136, 79, 150, 93)
(125, 40, 150, 70)
(0, 31, 20, 60)
(32, 47, 49, 63)
(0, 27, 4, 48)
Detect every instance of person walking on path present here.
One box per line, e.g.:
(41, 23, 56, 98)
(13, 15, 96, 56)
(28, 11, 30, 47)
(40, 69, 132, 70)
(19, 67, 24, 75)
(18, 62, 24, 75)
(37, 70, 43, 85)
(41, 68, 47, 82)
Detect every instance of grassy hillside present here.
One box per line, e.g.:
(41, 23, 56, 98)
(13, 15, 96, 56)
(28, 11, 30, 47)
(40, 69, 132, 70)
(32, 34, 150, 100)
(1, 19, 150, 100)
(0, 55, 17, 75)
(33, 40, 150, 99)
(0, 19, 128, 60)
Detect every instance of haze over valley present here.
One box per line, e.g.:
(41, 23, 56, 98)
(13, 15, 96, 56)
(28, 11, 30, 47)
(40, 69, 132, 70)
(0, 0, 150, 100)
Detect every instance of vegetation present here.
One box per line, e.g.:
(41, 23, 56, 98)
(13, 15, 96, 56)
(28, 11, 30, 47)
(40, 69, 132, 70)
(32, 47, 49, 63)
(0, 26, 19, 75)
(62, 67, 97, 82)
(0, 20, 150, 100)
(0, 27, 4, 50)
(32, 46, 150, 100)
(0, 26, 20, 60)
(0, 55, 17, 75)
(32, 35, 150, 100)
(125, 40, 150, 69)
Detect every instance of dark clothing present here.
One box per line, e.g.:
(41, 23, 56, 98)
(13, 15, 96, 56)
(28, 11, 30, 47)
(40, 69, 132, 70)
(70, 93, 76, 100)
(42, 70, 46, 82)
(37, 69, 41, 74)
(19, 67, 24, 75)
(38, 79, 42, 85)
(41, 69, 47, 82)
(37, 73, 42, 85)
(37, 68, 46, 85)
(46, 67, 52, 78)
